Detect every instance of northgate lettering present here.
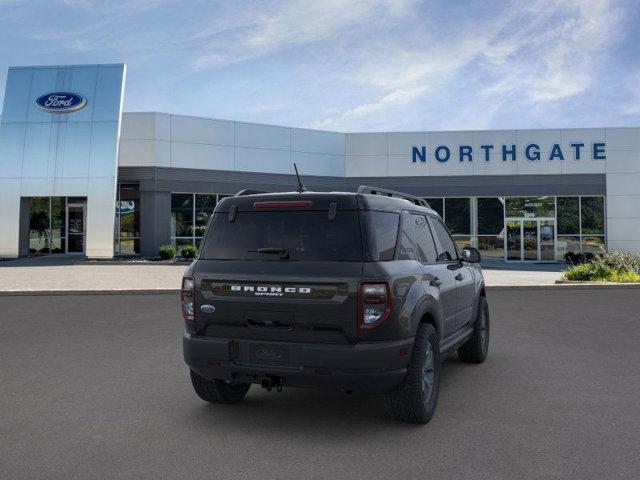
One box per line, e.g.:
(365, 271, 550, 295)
(411, 143, 606, 163)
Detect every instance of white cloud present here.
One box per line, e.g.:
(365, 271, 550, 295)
(314, 0, 625, 130)
(2, 0, 631, 130)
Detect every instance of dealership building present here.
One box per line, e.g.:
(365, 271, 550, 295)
(1, 63, 639, 261)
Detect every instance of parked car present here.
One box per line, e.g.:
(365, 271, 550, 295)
(181, 186, 489, 423)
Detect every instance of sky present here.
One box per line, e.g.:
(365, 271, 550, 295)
(0, 0, 639, 132)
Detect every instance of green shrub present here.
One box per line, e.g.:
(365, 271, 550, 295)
(563, 250, 640, 282)
(180, 245, 198, 259)
(563, 263, 595, 281)
(159, 245, 177, 260)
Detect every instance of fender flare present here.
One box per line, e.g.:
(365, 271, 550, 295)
(411, 297, 445, 339)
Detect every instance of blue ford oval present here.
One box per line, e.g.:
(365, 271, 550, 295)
(35, 92, 87, 114)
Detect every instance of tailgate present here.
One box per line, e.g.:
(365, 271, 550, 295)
(193, 260, 363, 344)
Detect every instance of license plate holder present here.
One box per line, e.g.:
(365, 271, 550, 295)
(247, 343, 291, 367)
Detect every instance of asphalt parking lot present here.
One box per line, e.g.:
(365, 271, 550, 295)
(1, 289, 640, 480)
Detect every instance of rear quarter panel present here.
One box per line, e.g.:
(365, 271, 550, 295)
(360, 260, 444, 341)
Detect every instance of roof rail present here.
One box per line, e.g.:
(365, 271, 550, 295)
(234, 189, 270, 197)
(357, 185, 430, 208)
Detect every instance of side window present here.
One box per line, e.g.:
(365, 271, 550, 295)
(430, 217, 458, 262)
(364, 211, 400, 261)
(412, 214, 437, 263)
(396, 212, 416, 260)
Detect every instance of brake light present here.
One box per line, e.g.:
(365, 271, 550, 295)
(358, 281, 393, 330)
(253, 200, 313, 209)
(181, 277, 195, 331)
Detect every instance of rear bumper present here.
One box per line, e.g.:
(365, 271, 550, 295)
(183, 333, 414, 394)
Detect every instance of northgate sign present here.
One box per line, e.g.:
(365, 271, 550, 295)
(411, 142, 606, 163)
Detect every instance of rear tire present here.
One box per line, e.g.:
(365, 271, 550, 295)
(387, 323, 440, 424)
(458, 296, 490, 364)
(190, 369, 251, 404)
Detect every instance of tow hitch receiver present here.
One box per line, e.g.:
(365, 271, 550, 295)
(260, 376, 284, 392)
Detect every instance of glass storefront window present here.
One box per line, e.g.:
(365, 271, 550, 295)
(171, 193, 228, 249)
(452, 235, 472, 254)
(477, 235, 504, 258)
(114, 184, 140, 255)
(505, 196, 555, 218)
(424, 198, 443, 217)
(27, 196, 83, 255)
(194, 194, 217, 238)
(557, 197, 579, 234)
(171, 193, 194, 238)
(477, 198, 503, 235)
(581, 197, 605, 234)
(557, 236, 581, 259)
(445, 198, 470, 235)
(582, 236, 605, 254)
(29, 198, 50, 254)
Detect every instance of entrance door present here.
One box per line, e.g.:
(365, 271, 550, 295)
(66, 203, 86, 254)
(506, 220, 522, 260)
(522, 221, 538, 261)
(539, 220, 555, 261)
(504, 219, 555, 261)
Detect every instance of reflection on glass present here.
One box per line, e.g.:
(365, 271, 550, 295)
(424, 198, 443, 217)
(51, 235, 65, 254)
(174, 238, 194, 249)
(67, 205, 85, 253)
(445, 198, 471, 234)
(477, 198, 504, 235)
(119, 239, 139, 255)
(453, 236, 472, 254)
(29, 197, 50, 254)
(557, 197, 579, 234)
(51, 197, 66, 239)
(540, 220, 555, 261)
(477, 235, 504, 258)
(506, 196, 555, 218)
(523, 221, 538, 260)
(506, 221, 521, 260)
(195, 194, 217, 237)
(581, 197, 605, 234)
(557, 236, 580, 260)
(582, 236, 605, 254)
(171, 193, 194, 237)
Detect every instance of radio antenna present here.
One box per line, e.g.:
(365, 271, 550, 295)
(293, 163, 307, 193)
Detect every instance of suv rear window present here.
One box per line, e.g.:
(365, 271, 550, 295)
(200, 211, 364, 261)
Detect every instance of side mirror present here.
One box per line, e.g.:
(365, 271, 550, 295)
(462, 247, 481, 264)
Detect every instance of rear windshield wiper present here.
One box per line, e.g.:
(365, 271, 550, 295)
(249, 247, 290, 259)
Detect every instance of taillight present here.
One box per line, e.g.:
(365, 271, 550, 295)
(181, 277, 195, 331)
(358, 281, 393, 330)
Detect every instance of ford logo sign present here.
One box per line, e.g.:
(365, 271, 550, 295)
(200, 304, 216, 314)
(35, 92, 87, 114)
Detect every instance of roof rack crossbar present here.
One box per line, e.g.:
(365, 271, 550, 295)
(356, 185, 430, 208)
(234, 189, 270, 197)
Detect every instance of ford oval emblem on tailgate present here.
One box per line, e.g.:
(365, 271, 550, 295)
(200, 304, 216, 314)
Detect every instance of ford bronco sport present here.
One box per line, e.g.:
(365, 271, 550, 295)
(182, 186, 489, 424)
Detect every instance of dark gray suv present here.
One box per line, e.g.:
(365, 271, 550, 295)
(181, 186, 489, 424)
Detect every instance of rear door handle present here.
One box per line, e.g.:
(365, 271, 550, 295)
(455, 273, 464, 281)
(429, 277, 443, 287)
